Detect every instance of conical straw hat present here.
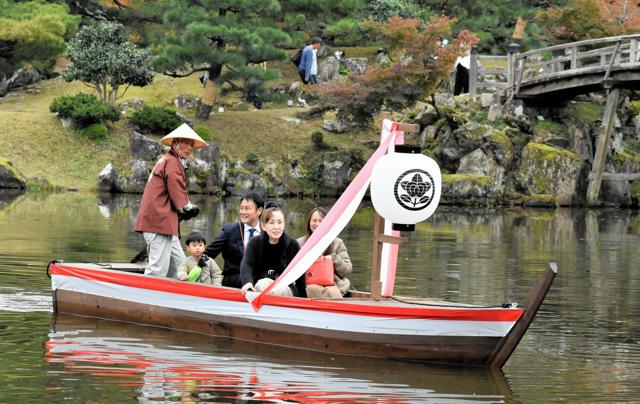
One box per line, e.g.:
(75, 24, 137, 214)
(160, 123, 207, 149)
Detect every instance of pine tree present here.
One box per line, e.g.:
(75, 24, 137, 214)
(0, 0, 79, 77)
(154, 0, 291, 119)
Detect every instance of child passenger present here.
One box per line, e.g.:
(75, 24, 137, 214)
(177, 231, 223, 285)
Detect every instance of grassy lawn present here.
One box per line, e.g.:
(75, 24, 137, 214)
(0, 48, 382, 191)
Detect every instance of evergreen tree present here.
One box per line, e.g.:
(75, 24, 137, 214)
(0, 0, 79, 76)
(63, 21, 153, 104)
(280, 0, 365, 44)
(420, 0, 554, 53)
(154, 0, 291, 119)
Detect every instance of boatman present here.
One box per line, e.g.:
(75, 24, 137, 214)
(134, 123, 207, 278)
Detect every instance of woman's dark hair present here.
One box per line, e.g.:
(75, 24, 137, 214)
(185, 231, 206, 245)
(303, 207, 333, 255)
(262, 207, 284, 225)
(304, 207, 327, 239)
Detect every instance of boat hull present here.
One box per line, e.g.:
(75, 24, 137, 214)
(55, 289, 502, 365)
(49, 262, 550, 367)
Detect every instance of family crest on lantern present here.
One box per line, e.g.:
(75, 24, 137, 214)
(395, 170, 435, 211)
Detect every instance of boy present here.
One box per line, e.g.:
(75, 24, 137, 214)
(177, 231, 222, 285)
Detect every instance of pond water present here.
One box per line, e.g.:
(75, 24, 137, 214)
(1, 192, 639, 402)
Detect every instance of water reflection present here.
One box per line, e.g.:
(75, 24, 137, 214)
(0, 188, 24, 211)
(47, 314, 516, 403)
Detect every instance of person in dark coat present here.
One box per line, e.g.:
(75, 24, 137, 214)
(240, 207, 305, 297)
(204, 192, 264, 288)
(134, 123, 207, 278)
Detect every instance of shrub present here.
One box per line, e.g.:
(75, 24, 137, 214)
(78, 123, 108, 141)
(246, 152, 260, 167)
(324, 18, 369, 47)
(129, 105, 182, 135)
(50, 93, 121, 127)
(194, 124, 212, 141)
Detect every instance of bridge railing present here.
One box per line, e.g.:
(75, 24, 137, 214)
(508, 34, 640, 96)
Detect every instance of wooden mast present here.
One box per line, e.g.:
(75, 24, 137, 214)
(370, 113, 420, 300)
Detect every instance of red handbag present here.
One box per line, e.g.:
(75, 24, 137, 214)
(305, 256, 335, 286)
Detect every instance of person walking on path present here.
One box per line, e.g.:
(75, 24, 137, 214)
(134, 123, 207, 278)
(298, 37, 321, 85)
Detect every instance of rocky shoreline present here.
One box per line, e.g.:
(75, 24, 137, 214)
(90, 91, 640, 208)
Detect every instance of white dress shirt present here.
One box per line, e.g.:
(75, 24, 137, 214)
(244, 224, 261, 248)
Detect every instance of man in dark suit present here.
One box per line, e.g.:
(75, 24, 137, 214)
(205, 192, 264, 288)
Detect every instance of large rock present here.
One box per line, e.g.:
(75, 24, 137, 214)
(0, 67, 40, 96)
(174, 93, 201, 110)
(442, 174, 502, 204)
(567, 122, 593, 161)
(457, 149, 505, 193)
(533, 121, 571, 150)
(513, 142, 583, 205)
(414, 104, 438, 127)
(600, 179, 632, 207)
(97, 163, 126, 193)
(318, 57, 340, 83)
(130, 131, 162, 161)
(0, 159, 27, 190)
(126, 160, 150, 193)
(192, 142, 227, 191)
(432, 122, 514, 172)
(323, 118, 351, 133)
(224, 172, 272, 196)
(322, 159, 352, 195)
(343, 57, 368, 76)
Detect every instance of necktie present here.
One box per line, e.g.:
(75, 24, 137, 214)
(248, 228, 256, 241)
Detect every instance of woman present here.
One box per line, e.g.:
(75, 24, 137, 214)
(298, 207, 352, 299)
(240, 207, 305, 297)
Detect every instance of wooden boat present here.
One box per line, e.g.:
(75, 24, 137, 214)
(48, 260, 556, 368)
(48, 116, 556, 367)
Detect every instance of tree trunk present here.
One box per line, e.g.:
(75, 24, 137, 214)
(196, 103, 213, 120)
(196, 78, 219, 120)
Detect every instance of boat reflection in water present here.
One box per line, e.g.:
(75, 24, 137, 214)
(47, 314, 517, 403)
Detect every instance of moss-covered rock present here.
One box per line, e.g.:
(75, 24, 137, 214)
(533, 120, 571, 150)
(513, 142, 582, 206)
(521, 194, 557, 208)
(442, 173, 501, 205)
(484, 128, 515, 167)
(0, 158, 27, 190)
(457, 149, 505, 193)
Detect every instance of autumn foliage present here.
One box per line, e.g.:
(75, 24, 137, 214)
(314, 16, 478, 127)
(536, 0, 640, 43)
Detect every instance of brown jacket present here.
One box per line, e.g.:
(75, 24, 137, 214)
(134, 150, 189, 236)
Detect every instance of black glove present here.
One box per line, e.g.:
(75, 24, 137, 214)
(178, 206, 200, 221)
(198, 255, 208, 269)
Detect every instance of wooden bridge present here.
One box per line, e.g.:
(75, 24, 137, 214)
(468, 35, 640, 206)
(507, 34, 640, 99)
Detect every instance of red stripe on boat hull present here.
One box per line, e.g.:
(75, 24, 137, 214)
(50, 264, 523, 322)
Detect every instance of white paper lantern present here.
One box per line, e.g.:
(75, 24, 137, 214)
(370, 152, 441, 224)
